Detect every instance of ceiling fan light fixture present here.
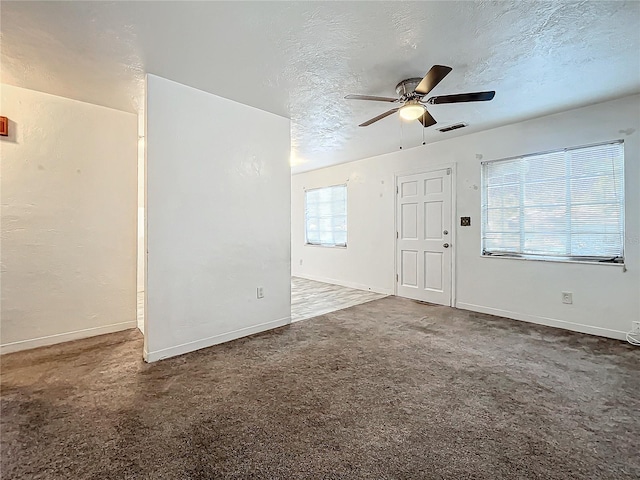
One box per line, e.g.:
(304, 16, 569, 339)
(399, 103, 425, 121)
(345, 65, 495, 128)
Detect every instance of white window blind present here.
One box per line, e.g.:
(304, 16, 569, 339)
(305, 185, 347, 247)
(481, 141, 624, 261)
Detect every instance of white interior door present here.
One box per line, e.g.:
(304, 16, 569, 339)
(396, 168, 452, 305)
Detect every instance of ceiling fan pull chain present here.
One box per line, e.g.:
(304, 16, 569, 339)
(399, 119, 404, 150)
(422, 122, 426, 145)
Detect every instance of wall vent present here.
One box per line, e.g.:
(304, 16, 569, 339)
(438, 122, 468, 133)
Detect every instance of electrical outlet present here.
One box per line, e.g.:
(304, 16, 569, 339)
(257, 287, 264, 299)
(562, 292, 573, 304)
(632, 321, 640, 334)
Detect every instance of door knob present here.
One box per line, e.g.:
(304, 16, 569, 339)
(443, 243, 450, 248)
(443, 230, 448, 235)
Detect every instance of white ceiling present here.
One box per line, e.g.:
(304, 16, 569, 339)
(2, 1, 639, 173)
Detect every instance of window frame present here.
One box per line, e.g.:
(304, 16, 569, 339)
(304, 183, 348, 248)
(480, 140, 625, 265)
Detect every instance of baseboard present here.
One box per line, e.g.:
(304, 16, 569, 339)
(0, 320, 138, 355)
(456, 302, 627, 341)
(293, 273, 393, 295)
(144, 316, 291, 363)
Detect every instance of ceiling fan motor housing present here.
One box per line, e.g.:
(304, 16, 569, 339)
(395, 78, 424, 100)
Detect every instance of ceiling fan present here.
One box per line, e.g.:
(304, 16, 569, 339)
(345, 65, 495, 128)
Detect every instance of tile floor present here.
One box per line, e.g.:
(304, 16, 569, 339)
(135, 278, 387, 330)
(291, 277, 387, 322)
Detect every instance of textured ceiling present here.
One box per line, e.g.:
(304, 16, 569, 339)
(2, 1, 639, 173)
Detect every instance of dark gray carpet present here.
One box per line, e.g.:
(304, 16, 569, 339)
(1, 297, 639, 479)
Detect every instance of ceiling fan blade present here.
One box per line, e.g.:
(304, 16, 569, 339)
(414, 65, 453, 96)
(426, 91, 496, 104)
(417, 110, 437, 128)
(345, 94, 398, 102)
(359, 108, 400, 127)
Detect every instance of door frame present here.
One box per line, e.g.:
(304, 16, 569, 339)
(393, 162, 457, 307)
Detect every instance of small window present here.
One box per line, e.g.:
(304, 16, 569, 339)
(481, 141, 624, 263)
(305, 184, 347, 247)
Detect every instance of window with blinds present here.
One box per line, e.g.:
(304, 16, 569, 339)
(305, 184, 347, 247)
(481, 141, 624, 262)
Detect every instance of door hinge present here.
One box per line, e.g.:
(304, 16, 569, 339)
(446, 168, 451, 175)
(396, 186, 399, 194)
(396, 231, 399, 239)
(396, 274, 399, 282)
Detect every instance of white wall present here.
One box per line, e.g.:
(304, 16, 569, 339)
(137, 133, 145, 294)
(292, 95, 640, 340)
(1, 84, 138, 353)
(136, 115, 145, 333)
(145, 75, 291, 362)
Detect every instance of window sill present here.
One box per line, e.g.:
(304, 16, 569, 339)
(305, 243, 347, 249)
(480, 254, 625, 267)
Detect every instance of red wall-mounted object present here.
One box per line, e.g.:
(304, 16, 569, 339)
(0, 116, 7, 136)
